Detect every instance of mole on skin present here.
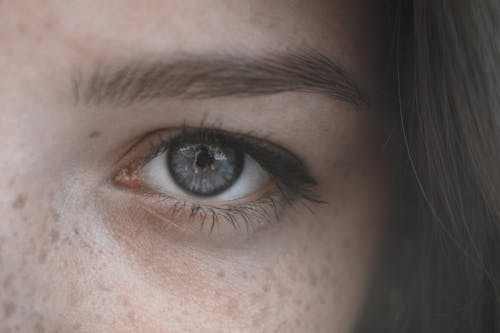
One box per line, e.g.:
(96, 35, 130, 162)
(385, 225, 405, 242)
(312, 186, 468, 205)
(89, 131, 101, 139)
(12, 193, 27, 210)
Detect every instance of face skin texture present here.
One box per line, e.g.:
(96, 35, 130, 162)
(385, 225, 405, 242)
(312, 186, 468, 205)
(0, 1, 393, 332)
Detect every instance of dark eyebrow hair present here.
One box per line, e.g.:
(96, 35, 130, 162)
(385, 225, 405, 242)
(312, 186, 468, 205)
(74, 51, 368, 106)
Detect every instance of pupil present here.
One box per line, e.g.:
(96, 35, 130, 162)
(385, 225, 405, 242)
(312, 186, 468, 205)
(195, 147, 213, 168)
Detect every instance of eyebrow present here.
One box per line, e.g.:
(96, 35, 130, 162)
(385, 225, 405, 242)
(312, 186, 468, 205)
(74, 51, 368, 107)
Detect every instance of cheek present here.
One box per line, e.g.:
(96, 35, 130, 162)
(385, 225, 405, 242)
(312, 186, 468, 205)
(0, 174, 127, 332)
(0, 185, 65, 330)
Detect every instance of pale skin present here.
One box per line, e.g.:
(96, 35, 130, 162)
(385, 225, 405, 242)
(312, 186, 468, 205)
(0, 1, 393, 332)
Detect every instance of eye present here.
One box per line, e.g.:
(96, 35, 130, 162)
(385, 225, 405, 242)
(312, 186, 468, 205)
(112, 127, 321, 233)
(141, 133, 271, 201)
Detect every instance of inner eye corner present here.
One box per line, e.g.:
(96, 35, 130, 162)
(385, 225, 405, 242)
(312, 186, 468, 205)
(113, 163, 142, 189)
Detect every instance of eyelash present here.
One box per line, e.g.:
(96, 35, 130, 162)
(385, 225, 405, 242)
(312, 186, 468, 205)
(113, 126, 323, 233)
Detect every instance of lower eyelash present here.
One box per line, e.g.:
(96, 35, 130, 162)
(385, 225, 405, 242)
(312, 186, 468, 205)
(137, 185, 314, 234)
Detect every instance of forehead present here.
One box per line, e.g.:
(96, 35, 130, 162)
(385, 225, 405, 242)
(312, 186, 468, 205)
(0, 0, 383, 78)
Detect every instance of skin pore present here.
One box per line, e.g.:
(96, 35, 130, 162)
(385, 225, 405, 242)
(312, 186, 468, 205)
(0, 1, 393, 332)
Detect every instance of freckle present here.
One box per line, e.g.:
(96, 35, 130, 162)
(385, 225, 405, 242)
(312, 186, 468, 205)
(265, 266, 276, 279)
(97, 281, 111, 292)
(3, 301, 15, 318)
(216, 270, 225, 278)
(331, 276, 339, 287)
(342, 239, 353, 251)
(249, 292, 261, 304)
(287, 265, 298, 282)
(262, 284, 270, 293)
(308, 269, 318, 287)
(38, 249, 48, 264)
(50, 229, 60, 243)
(287, 264, 297, 275)
(278, 319, 289, 329)
(324, 250, 334, 262)
(241, 271, 248, 280)
(127, 310, 136, 323)
(79, 239, 92, 250)
(89, 131, 101, 139)
(276, 283, 288, 298)
(320, 266, 332, 281)
(119, 295, 130, 307)
(12, 193, 27, 209)
(17, 22, 28, 33)
(226, 298, 239, 315)
(42, 16, 60, 31)
(34, 321, 45, 333)
(51, 209, 60, 222)
(3, 274, 12, 288)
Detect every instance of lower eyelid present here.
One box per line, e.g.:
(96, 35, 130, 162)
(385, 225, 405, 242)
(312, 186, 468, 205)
(109, 187, 288, 240)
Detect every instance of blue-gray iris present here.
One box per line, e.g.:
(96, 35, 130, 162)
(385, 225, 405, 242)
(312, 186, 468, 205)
(167, 142, 244, 197)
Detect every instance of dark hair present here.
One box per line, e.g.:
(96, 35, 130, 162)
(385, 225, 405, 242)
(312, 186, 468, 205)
(356, 1, 499, 332)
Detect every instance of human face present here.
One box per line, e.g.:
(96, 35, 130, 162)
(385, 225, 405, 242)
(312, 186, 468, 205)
(0, 1, 392, 332)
